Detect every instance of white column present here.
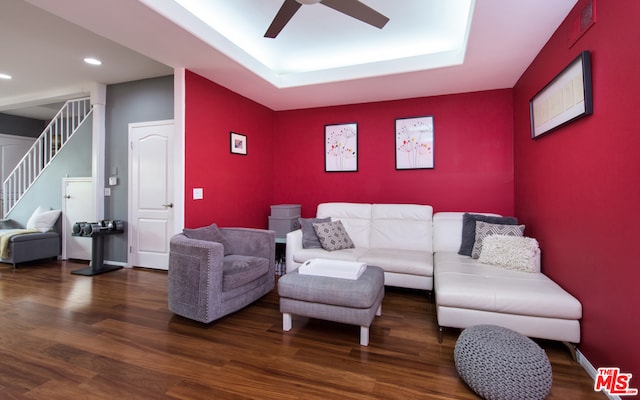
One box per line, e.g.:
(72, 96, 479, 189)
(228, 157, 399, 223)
(173, 69, 185, 232)
(90, 83, 106, 221)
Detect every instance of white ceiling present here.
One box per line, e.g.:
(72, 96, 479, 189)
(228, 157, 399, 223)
(166, 0, 474, 84)
(0, 0, 577, 120)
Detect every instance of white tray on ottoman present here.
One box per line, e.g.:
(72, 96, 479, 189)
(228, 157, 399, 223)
(278, 264, 384, 346)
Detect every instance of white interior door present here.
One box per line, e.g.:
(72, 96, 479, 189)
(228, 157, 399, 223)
(128, 120, 174, 270)
(62, 178, 94, 260)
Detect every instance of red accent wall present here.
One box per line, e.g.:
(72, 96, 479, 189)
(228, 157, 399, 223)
(273, 90, 515, 217)
(514, 0, 640, 378)
(184, 71, 275, 228)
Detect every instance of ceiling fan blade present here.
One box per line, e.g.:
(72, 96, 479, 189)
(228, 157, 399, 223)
(264, 0, 302, 38)
(320, 0, 389, 29)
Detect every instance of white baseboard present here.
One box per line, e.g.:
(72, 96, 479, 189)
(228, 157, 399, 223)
(577, 349, 621, 400)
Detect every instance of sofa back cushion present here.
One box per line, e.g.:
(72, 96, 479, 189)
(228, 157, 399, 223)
(369, 204, 433, 252)
(433, 212, 501, 253)
(317, 203, 372, 248)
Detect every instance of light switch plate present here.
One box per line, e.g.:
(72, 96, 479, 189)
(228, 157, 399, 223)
(193, 188, 203, 200)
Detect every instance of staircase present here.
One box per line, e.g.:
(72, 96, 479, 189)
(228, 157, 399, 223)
(2, 98, 93, 217)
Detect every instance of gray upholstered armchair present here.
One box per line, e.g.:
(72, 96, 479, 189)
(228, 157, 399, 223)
(168, 224, 275, 323)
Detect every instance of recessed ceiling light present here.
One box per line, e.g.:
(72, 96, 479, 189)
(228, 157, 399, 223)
(84, 57, 102, 65)
(0, 73, 12, 80)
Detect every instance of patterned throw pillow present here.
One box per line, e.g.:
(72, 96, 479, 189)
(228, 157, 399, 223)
(478, 235, 540, 272)
(312, 220, 355, 251)
(472, 221, 525, 259)
(458, 213, 519, 256)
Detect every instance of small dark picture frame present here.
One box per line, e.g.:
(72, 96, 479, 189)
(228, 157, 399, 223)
(230, 132, 247, 155)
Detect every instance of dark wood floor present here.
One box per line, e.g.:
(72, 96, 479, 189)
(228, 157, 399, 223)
(0, 260, 603, 399)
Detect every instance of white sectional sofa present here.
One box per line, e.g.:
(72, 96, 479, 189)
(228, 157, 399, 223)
(285, 203, 582, 345)
(286, 202, 434, 290)
(433, 212, 582, 345)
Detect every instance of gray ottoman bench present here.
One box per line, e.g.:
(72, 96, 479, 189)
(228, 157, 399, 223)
(278, 265, 384, 346)
(454, 325, 552, 400)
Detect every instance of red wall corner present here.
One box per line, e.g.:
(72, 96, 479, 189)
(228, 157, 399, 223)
(184, 70, 275, 229)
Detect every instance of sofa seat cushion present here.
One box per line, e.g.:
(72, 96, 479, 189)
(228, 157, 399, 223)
(222, 255, 269, 291)
(435, 253, 582, 320)
(292, 247, 367, 265)
(359, 249, 433, 276)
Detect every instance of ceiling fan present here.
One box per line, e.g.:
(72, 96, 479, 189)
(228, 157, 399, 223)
(264, 0, 389, 38)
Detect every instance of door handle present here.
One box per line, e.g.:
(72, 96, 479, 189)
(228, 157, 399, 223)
(162, 203, 174, 208)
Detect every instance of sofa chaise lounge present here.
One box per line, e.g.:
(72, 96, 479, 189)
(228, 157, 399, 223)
(432, 212, 582, 346)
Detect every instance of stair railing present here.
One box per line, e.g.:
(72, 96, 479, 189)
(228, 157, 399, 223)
(2, 97, 93, 217)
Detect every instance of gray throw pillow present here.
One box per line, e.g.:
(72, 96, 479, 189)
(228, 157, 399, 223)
(458, 213, 518, 257)
(183, 223, 231, 255)
(471, 221, 525, 259)
(312, 220, 355, 252)
(299, 217, 331, 248)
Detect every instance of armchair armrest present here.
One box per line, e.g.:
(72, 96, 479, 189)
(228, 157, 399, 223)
(169, 234, 225, 283)
(168, 233, 225, 321)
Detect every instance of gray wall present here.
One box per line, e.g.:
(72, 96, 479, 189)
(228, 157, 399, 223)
(104, 75, 174, 262)
(6, 116, 92, 225)
(0, 113, 46, 138)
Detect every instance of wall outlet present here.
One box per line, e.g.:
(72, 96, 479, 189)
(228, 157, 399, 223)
(104, 187, 111, 196)
(193, 188, 203, 200)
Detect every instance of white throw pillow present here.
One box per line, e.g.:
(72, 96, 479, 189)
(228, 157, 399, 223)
(26, 207, 61, 232)
(478, 234, 540, 272)
(26, 206, 46, 229)
(472, 221, 525, 259)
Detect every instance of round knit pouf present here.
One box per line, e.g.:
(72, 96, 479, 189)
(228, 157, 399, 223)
(454, 325, 552, 400)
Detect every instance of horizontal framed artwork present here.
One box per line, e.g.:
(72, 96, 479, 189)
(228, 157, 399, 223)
(530, 50, 593, 139)
(395, 115, 434, 170)
(230, 132, 247, 155)
(325, 122, 358, 172)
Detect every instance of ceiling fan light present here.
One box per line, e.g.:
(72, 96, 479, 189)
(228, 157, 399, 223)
(296, 0, 321, 5)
